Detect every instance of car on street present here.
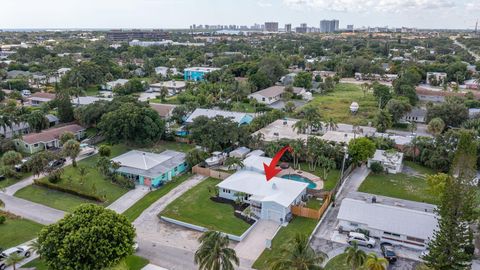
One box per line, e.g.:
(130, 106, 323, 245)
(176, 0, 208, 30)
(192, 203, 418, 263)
(0, 246, 32, 270)
(380, 242, 397, 263)
(347, 232, 376, 248)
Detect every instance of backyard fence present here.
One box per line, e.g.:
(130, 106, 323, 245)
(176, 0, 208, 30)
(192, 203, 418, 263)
(192, 165, 232, 180)
(291, 192, 332, 220)
(174, 137, 191, 144)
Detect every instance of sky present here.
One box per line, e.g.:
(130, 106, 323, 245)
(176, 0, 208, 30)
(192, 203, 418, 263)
(1, 0, 479, 30)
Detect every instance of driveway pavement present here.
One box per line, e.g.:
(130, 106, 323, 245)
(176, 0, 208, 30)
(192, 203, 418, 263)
(235, 220, 280, 262)
(107, 185, 150, 214)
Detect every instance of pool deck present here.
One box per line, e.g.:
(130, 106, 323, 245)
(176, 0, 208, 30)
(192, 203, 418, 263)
(277, 168, 324, 190)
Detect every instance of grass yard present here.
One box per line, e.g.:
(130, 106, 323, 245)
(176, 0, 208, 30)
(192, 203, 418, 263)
(309, 83, 378, 126)
(358, 172, 437, 205)
(253, 217, 318, 269)
(15, 185, 99, 212)
(149, 96, 180, 104)
(84, 85, 100, 96)
(306, 198, 324, 210)
(230, 101, 256, 113)
(23, 255, 149, 270)
(123, 173, 193, 222)
(161, 177, 251, 236)
(138, 140, 195, 153)
(324, 254, 350, 270)
(0, 172, 32, 189)
(404, 160, 436, 176)
(14, 144, 131, 211)
(0, 213, 44, 249)
(299, 163, 341, 191)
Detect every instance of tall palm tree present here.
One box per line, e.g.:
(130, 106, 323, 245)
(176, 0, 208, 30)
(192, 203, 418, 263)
(290, 139, 305, 169)
(344, 242, 367, 270)
(268, 234, 327, 270)
(223, 156, 244, 170)
(326, 118, 338, 131)
(363, 253, 388, 270)
(6, 252, 24, 270)
(194, 231, 239, 270)
(29, 239, 41, 255)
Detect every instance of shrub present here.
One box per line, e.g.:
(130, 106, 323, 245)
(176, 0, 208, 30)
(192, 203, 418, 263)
(370, 162, 384, 174)
(0, 215, 6, 225)
(98, 145, 111, 157)
(48, 169, 63, 183)
(112, 175, 135, 189)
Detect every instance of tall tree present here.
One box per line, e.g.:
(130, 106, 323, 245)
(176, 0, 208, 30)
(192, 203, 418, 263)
(37, 204, 135, 270)
(344, 242, 367, 270)
(62, 139, 81, 167)
(194, 231, 239, 270)
(55, 89, 74, 123)
(427, 117, 445, 136)
(268, 234, 326, 270)
(374, 109, 393, 133)
(348, 137, 376, 165)
(27, 110, 49, 132)
(5, 253, 24, 270)
(363, 253, 388, 270)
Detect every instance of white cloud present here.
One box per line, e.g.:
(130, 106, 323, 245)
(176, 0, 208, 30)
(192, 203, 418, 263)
(282, 0, 455, 13)
(466, 1, 480, 11)
(257, 1, 273, 7)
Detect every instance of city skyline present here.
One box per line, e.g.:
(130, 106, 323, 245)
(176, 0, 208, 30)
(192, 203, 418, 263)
(0, 0, 479, 30)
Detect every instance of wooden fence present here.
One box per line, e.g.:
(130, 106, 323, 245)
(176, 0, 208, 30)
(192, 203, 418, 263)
(192, 165, 232, 180)
(291, 192, 332, 220)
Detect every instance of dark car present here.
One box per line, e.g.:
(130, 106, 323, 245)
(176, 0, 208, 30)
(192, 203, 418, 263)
(0, 175, 5, 181)
(380, 242, 397, 263)
(47, 158, 66, 169)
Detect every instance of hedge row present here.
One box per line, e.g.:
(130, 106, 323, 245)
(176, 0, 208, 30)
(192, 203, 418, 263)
(33, 180, 105, 202)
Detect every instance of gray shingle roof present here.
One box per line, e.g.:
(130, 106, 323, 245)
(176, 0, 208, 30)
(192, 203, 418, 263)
(112, 150, 186, 178)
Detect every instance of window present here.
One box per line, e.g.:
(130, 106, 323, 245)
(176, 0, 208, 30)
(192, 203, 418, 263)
(33, 143, 39, 147)
(406, 236, 424, 243)
(174, 167, 178, 172)
(222, 189, 231, 194)
(262, 97, 265, 101)
(384, 231, 401, 238)
(350, 222, 359, 227)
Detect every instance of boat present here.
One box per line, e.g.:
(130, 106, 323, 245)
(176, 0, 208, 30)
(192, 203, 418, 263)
(205, 151, 226, 167)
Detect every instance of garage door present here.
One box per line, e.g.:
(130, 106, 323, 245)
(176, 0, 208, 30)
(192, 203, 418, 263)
(266, 210, 283, 223)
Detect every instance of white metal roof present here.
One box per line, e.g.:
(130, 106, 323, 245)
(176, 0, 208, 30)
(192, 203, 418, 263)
(371, 149, 403, 165)
(338, 198, 438, 240)
(111, 150, 186, 178)
(185, 108, 250, 124)
(217, 170, 308, 207)
(242, 155, 273, 174)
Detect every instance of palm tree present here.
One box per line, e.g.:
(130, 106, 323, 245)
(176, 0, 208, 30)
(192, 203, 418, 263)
(326, 117, 338, 131)
(344, 242, 367, 270)
(194, 231, 239, 270)
(293, 119, 309, 134)
(223, 156, 244, 170)
(29, 239, 41, 255)
(290, 139, 305, 169)
(268, 234, 326, 270)
(363, 253, 388, 270)
(6, 252, 24, 270)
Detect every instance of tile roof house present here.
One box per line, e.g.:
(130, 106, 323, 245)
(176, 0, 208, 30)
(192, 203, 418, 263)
(185, 108, 254, 126)
(150, 104, 177, 119)
(14, 124, 85, 154)
(29, 92, 56, 106)
(112, 150, 187, 187)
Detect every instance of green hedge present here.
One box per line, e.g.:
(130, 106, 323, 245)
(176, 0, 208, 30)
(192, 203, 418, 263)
(33, 180, 104, 202)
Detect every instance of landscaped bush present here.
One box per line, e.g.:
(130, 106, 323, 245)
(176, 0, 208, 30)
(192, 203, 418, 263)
(33, 180, 104, 202)
(48, 169, 63, 183)
(112, 175, 135, 189)
(0, 215, 6, 225)
(370, 162, 384, 174)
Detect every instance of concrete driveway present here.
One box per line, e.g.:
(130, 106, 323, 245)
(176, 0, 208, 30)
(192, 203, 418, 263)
(107, 185, 150, 214)
(235, 220, 280, 262)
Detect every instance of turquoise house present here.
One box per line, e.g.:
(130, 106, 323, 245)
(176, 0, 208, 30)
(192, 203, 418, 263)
(111, 150, 187, 187)
(185, 108, 254, 126)
(184, 67, 221, 81)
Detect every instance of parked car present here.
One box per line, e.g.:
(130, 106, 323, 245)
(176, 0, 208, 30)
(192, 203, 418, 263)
(0, 246, 32, 269)
(347, 232, 376, 248)
(0, 175, 5, 181)
(47, 158, 66, 169)
(380, 242, 397, 263)
(21, 90, 31, 97)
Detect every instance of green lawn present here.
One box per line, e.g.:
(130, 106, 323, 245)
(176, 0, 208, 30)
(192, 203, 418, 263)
(404, 160, 436, 176)
(298, 163, 341, 191)
(15, 185, 99, 212)
(231, 101, 256, 113)
(14, 144, 131, 211)
(23, 255, 148, 270)
(123, 173, 193, 222)
(85, 85, 100, 96)
(358, 172, 437, 205)
(149, 96, 180, 104)
(309, 83, 378, 126)
(138, 141, 195, 153)
(0, 214, 44, 249)
(253, 217, 318, 269)
(306, 198, 324, 210)
(324, 254, 350, 270)
(161, 178, 251, 236)
(0, 172, 32, 189)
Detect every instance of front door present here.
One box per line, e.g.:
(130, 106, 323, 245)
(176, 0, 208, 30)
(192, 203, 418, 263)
(144, 177, 152, 187)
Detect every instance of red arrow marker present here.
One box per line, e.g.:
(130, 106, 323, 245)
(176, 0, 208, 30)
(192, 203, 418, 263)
(263, 145, 293, 181)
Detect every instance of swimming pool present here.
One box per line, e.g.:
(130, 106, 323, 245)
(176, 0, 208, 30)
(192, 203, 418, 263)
(281, 174, 317, 189)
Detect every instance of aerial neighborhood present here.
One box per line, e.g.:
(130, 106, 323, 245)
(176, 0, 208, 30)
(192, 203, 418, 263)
(0, 10, 480, 270)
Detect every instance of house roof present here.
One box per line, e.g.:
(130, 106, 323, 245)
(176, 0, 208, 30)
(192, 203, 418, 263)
(0, 122, 29, 135)
(217, 170, 308, 207)
(338, 198, 438, 240)
(112, 150, 186, 178)
(21, 124, 85, 144)
(150, 104, 177, 118)
(45, 114, 59, 123)
(30, 92, 56, 101)
(404, 108, 426, 118)
(150, 81, 186, 89)
(251, 86, 304, 98)
(321, 131, 358, 144)
(371, 149, 403, 164)
(185, 108, 251, 124)
(71, 96, 112, 106)
(184, 67, 220, 73)
(242, 155, 273, 174)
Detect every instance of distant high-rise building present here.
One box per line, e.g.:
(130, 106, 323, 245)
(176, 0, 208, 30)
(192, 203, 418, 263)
(296, 23, 308, 33)
(106, 29, 169, 41)
(285, 24, 292, 33)
(265, 22, 279, 32)
(347, 24, 354, 31)
(320, 20, 339, 33)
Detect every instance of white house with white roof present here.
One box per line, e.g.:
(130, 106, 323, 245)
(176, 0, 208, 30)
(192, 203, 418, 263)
(185, 108, 254, 126)
(216, 155, 308, 223)
(338, 198, 438, 250)
(368, 149, 404, 174)
(102, 79, 129, 91)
